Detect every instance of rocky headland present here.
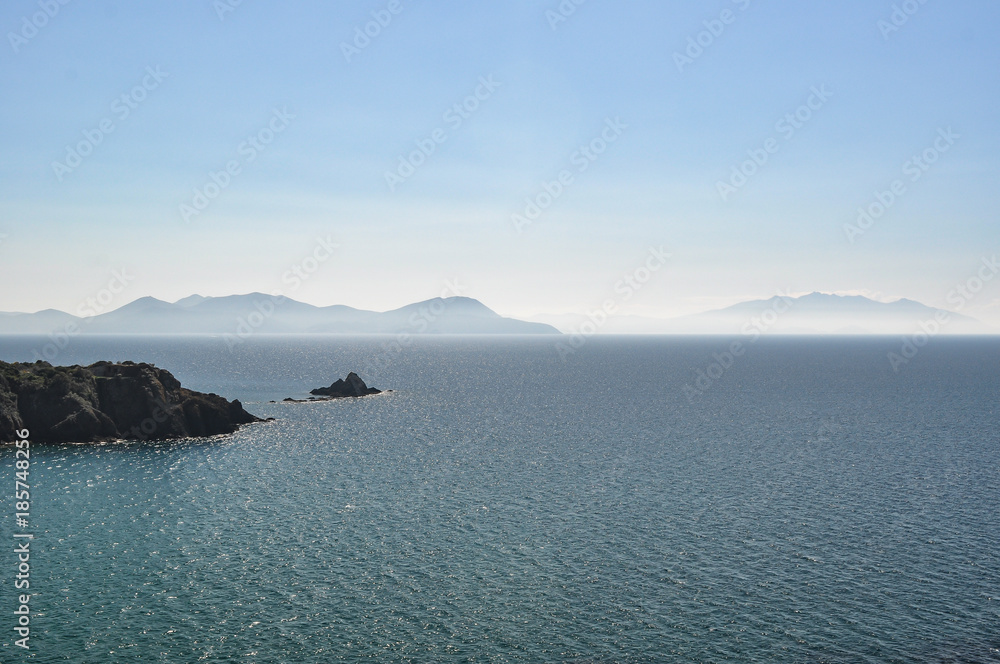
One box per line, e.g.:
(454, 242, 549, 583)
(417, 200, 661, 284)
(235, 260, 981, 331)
(0, 360, 264, 443)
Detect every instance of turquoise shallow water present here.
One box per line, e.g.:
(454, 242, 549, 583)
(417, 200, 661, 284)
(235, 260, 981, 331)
(0, 335, 998, 662)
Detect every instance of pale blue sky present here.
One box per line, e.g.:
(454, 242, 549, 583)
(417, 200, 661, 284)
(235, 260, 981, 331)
(1, 0, 998, 324)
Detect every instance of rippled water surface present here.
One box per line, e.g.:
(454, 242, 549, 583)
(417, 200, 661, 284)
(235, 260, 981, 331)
(1, 335, 998, 662)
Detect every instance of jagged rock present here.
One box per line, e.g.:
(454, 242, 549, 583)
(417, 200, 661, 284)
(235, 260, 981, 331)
(309, 372, 381, 398)
(0, 360, 263, 443)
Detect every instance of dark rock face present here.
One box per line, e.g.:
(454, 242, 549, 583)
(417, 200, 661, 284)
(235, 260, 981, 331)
(309, 372, 381, 398)
(0, 360, 263, 443)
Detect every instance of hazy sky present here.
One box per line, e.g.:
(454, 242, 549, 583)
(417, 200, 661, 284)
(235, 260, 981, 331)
(1, 1, 998, 324)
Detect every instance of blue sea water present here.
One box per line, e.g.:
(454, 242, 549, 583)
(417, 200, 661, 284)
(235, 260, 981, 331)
(0, 335, 998, 663)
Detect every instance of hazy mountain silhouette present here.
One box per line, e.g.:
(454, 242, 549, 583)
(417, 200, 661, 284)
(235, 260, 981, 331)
(529, 292, 992, 334)
(4, 292, 993, 336)
(0, 295, 559, 335)
(685, 292, 989, 334)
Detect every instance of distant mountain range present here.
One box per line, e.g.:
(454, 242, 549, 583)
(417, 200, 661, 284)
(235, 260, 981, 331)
(0, 295, 559, 336)
(530, 292, 993, 335)
(2, 292, 993, 337)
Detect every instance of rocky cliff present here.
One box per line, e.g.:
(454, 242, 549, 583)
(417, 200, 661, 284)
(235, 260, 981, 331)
(0, 360, 263, 443)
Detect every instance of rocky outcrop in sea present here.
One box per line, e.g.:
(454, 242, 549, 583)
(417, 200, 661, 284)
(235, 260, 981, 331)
(281, 372, 384, 402)
(310, 372, 381, 398)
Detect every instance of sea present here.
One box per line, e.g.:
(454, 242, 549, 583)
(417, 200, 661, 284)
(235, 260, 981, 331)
(0, 334, 997, 663)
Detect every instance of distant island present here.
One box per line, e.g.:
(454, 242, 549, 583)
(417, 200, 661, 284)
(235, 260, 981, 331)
(0, 295, 559, 336)
(530, 292, 994, 335)
(281, 372, 384, 403)
(0, 361, 264, 444)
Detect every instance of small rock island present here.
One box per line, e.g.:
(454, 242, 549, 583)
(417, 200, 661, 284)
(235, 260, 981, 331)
(0, 360, 264, 444)
(282, 372, 383, 402)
